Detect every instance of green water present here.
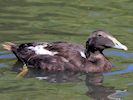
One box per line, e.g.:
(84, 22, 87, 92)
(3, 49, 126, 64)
(0, 0, 133, 100)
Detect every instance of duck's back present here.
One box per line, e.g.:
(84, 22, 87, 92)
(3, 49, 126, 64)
(7, 42, 86, 71)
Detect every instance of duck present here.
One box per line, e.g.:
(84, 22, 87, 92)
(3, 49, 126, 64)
(2, 30, 128, 76)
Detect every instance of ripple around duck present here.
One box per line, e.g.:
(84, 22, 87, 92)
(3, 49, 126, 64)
(0, 51, 9, 54)
(0, 53, 15, 59)
(103, 50, 133, 58)
(0, 63, 7, 68)
(127, 82, 133, 86)
(103, 50, 133, 76)
(104, 64, 133, 76)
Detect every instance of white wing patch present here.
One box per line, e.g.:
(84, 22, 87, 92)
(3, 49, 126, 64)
(28, 45, 58, 56)
(80, 51, 86, 58)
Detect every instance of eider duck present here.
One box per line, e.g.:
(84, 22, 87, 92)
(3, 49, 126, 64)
(2, 30, 128, 75)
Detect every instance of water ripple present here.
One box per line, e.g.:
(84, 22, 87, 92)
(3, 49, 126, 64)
(104, 50, 133, 58)
(104, 64, 133, 76)
(0, 63, 7, 68)
(0, 54, 15, 59)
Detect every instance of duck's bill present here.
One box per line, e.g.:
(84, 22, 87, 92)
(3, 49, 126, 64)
(108, 36, 128, 51)
(113, 43, 128, 50)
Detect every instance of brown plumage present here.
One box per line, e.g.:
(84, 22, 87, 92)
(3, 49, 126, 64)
(2, 30, 128, 73)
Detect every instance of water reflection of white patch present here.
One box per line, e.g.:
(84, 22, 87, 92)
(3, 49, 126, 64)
(104, 64, 133, 76)
(36, 77, 48, 80)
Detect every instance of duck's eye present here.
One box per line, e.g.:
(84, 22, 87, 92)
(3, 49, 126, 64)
(98, 34, 102, 37)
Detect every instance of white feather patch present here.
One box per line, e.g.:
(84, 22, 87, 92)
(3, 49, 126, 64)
(28, 45, 58, 56)
(36, 77, 48, 80)
(80, 51, 86, 58)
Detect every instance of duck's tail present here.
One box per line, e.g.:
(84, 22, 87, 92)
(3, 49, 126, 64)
(2, 42, 16, 51)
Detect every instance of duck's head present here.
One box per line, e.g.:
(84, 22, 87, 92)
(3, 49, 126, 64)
(86, 30, 128, 52)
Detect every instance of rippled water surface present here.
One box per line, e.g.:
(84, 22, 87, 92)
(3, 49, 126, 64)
(0, 0, 133, 100)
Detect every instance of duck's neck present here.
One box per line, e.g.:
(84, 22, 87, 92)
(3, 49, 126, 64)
(85, 46, 103, 58)
(83, 47, 112, 73)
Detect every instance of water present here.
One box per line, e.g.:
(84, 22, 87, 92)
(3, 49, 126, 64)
(103, 50, 133, 76)
(104, 64, 133, 76)
(104, 50, 133, 58)
(0, 0, 133, 100)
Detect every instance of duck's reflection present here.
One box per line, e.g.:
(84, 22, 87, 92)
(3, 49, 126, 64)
(85, 73, 127, 100)
(12, 61, 127, 100)
(12, 60, 82, 82)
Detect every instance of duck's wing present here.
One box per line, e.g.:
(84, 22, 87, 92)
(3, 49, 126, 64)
(27, 55, 75, 71)
(26, 42, 86, 71)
